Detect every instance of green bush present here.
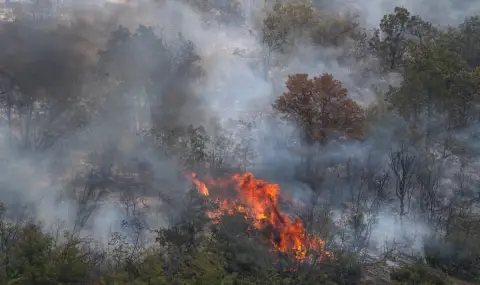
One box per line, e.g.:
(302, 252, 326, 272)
(390, 263, 451, 285)
(0, 223, 90, 285)
(290, 251, 362, 285)
(424, 236, 480, 283)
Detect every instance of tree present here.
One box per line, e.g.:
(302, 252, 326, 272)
(0, 20, 95, 151)
(272, 73, 365, 194)
(0, 223, 91, 285)
(388, 38, 480, 129)
(98, 25, 203, 132)
(262, 2, 362, 51)
(212, 213, 275, 278)
(389, 146, 417, 217)
(156, 187, 211, 269)
(273, 73, 365, 145)
(424, 217, 480, 283)
(310, 11, 362, 48)
(182, 0, 243, 24)
(415, 153, 443, 222)
(451, 16, 480, 68)
(0, 68, 19, 145)
(262, 2, 320, 53)
(369, 7, 437, 71)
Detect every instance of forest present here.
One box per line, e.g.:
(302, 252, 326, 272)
(0, 0, 479, 284)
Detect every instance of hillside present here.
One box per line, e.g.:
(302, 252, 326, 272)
(0, 0, 478, 284)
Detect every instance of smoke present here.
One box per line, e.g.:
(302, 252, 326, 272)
(0, 0, 477, 262)
(0, 0, 180, 242)
(370, 213, 430, 254)
(0, 0, 276, 245)
(320, 0, 480, 27)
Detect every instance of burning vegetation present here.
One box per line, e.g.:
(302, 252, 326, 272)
(0, 1, 479, 285)
(189, 171, 331, 263)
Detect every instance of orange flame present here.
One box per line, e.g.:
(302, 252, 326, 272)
(189, 172, 331, 262)
(190, 172, 209, 195)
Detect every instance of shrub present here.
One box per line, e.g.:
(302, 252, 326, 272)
(292, 251, 363, 285)
(424, 236, 480, 283)
(390, 263, 451, 285)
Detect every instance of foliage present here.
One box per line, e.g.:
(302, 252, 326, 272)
(387, 31, 480, 128)
(440, 16, 480, 68)
(172, 243, 234, 285)
(310, 12, 363, 47)
(293, 251, 362, 285)
(0, 209, 91, 285)
(97, 25, 203, 131)
(262, 2, 320, 52)
(424, 235, 480, 283)
(183, 0, 244, 23)
(157, 188, 211, 254)
(369, 7, 437, 71)
(262, 2, 362, 52)
(273, 73, 365, 144)
(0, 20, 94, 150)
(390, 263, 451, 285)
(212, 214, 276, 278)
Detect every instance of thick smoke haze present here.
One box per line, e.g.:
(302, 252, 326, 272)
(0, 0, 477, 262)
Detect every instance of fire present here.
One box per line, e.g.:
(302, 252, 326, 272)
(190, 172, 209, 195)
(189, 172, 331, 262)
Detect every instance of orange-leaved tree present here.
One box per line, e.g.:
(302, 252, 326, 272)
(273, 73, 365, 145)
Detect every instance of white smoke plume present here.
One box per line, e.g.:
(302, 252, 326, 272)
(0, 0, 477, 257)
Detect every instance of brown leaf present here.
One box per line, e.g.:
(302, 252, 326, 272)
(273, 73, 365, 144)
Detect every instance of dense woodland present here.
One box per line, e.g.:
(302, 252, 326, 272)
(0, 0, 479, 284)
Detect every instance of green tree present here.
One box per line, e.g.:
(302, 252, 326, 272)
(262, 2, 362, 52)
(447, 16, 480, 68)
(183, 0, 243, 24)
(5, 224, 90, 285)
(262, 2, 320, 53)
(369, 7, 437, 71)
(388, 39, 480, 128)
(310, 12, 362, 48)
(213, 213, 276, 278)
(424, 221, 480, 283)
(156, 187, 211, 267)
(98, 246, 167, 285)
(173, 243, 235, 285)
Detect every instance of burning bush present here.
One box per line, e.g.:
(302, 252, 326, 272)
(189, 171, 332, 264)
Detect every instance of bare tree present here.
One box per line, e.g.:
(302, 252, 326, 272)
(389, 146, 417, 217)
(415, 153, 443, 222)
